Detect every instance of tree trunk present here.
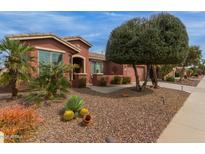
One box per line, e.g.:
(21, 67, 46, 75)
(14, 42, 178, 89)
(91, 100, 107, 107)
(179, 65, 185, 81)
(132, 64, 141, 91)
(150, 65, 158, 88)
(11, 78, 18, 98)
(153, 65, 158, 88)
(141, 64, 150, 90)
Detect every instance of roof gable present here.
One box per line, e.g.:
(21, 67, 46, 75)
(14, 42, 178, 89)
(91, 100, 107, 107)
(63, 36, 92, 47)
(7, 34, 80, 53)
(89, 52, 105, 61)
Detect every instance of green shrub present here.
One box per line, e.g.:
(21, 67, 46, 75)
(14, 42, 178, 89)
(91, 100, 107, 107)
(26, 63, 75, 105)
(64, 95, 84, 112)
(166, 76, 175, 82)
(175, 72, 180, 77)
(190, 66, 195, 72)
(78, 77, 86, 88)
(111, 76, 122, 84)
(189, 67, 200, 77)
(196, 68, 204, 75)
(99, 77, 107, 86)
(198, 62, 205, 75)
(190, 67, 199, 77)
(122, 76, 131, 84)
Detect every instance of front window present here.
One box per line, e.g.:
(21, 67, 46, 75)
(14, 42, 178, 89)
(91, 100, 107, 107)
(38, 50, 63, 72)
(91, 61, 103, 74)
(52, 52, 63, 65)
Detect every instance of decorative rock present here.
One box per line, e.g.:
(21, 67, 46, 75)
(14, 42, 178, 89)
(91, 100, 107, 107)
(105, 136, 117, 143)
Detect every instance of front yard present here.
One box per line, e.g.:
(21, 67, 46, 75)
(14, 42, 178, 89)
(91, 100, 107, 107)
(162, 75, 204, 87)
(176, 76, 203, 87)
(0, 87, 189, 143)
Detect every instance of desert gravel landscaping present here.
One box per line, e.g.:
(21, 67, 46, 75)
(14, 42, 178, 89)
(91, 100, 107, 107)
(0, 87, 189, 143)
(177, 76, 204, 87)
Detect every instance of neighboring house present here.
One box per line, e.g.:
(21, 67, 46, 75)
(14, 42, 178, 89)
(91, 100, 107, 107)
(7, 33, 146, 85)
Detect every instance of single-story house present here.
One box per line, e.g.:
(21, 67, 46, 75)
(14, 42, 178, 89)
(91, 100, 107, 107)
(7, 33, 146, 86)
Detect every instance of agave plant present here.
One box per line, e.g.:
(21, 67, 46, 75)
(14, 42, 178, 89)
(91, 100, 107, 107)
(64, 95, 84, 112)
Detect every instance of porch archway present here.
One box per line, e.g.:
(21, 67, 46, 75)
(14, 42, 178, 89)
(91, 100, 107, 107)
(72, 55, 86, 73)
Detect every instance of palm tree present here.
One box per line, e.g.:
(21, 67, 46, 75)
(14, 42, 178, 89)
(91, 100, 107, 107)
(0, 38, 34, 97)
(26, 62, 77, 105)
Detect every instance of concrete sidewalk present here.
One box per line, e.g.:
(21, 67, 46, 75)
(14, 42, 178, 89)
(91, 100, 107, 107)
(149, 81, 196, 93)
(89, 81, 196, 94)
(157, 77, 205, 142)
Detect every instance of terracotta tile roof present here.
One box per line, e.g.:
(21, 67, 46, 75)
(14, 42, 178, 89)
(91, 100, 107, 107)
(89, 52, 105, 61)
(63, 36, 92, 47)
(7, 33, 80, 53)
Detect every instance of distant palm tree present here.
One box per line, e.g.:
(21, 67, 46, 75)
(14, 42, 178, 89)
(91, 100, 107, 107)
(0, 38, 34, 97)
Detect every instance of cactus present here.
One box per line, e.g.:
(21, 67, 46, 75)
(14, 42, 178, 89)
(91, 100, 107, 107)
(80, 108, 89, 116)
(63, 110, 74, 121)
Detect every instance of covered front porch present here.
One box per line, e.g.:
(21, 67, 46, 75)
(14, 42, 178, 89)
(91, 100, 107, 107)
(71, 55, 87, 88)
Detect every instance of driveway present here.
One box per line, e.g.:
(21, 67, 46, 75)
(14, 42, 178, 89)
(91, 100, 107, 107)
(158, 77, 205, 142)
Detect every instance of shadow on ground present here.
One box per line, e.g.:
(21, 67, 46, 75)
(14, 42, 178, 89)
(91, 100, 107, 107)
(72, 86, 154, 99)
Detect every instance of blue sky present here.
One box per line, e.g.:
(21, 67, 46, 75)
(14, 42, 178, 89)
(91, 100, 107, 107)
(0, 11, 205, 57)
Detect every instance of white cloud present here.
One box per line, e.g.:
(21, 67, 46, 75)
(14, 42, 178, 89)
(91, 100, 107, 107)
(104, 12, 127, 17)
(0, 12, 89, 38)
(84, 32, 102, 38)
(103, 12, 134, 20)
(0, 12, 204, 57)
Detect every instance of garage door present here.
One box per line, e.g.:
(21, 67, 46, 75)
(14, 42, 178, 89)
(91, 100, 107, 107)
(125, 65, 146, 81)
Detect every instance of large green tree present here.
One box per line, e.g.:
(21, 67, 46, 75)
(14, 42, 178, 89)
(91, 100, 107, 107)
(106, 17, 147, 91)
(180, 45, 202, 80)
(0, 38, 34, 97)
(106, 13, 189, 91)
